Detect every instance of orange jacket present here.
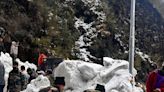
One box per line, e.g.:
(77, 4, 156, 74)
(38, 54, 47, 66)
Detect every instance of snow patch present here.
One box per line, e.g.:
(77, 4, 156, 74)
(72, 0, 106, 61)
(74, 18, 97, 61)
(136, 51, 153, 63)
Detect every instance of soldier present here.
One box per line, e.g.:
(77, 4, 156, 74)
(7, 62, 26, 92)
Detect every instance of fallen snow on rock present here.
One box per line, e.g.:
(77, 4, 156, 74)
(136, 51, 153, 63)
(71, 0, 106, 62)
(21, 75, 50, 92)
(54, 57, 143, 92)
(74, 18, 97, 61)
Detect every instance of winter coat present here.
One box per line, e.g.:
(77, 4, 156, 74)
(0, 42, 5, 52)
(0, 62, 5, 85)
(7, 69, 26, 92)
(21, 71, 30, 89)
(10, 41, 18, 56)
(146, 70, 164, 92)
(38, 53, 47, 66)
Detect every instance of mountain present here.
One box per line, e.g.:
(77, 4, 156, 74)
(0, 0, 164, 83)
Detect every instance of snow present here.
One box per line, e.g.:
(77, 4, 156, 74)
(72, 0, 106, 62)
(136, 51, 153, 63)
(21, 75, 50, 92)
(74, 18, 97, 61)
(0, 52, 143, 92)
(54, 57, 143, 92)
(0, 52, 13, 79)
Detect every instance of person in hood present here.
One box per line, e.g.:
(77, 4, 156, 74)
(146, 61, 164, 92)
(38, 49, 47, 71)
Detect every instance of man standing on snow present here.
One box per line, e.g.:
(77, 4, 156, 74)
(7, 62, 26, 92)
(0, 61, 5, 92)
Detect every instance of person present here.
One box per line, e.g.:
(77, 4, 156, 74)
(21, 65, 30, 79)
(38, 50, 47, 71)
(7, 61, 26, 92)
(54, 77, 65, 92)
(45, 69, 55, 86)
(10, 41, 19, 59)
(0, 37, 5, 53)
(3, 33, 11, 53)
(146, 62, 164, 92)
(27, 68, 37, 83)
(0, 61, 5, 92)
(95, 84, 105, 92)
(20, 65, 30, 89)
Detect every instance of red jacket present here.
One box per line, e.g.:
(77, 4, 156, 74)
(146, 70, 164, 92)
(38, 53, 47, 66)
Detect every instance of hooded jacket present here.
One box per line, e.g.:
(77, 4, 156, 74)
(38, 53, 47, 66)
(146, 70, 164, 92)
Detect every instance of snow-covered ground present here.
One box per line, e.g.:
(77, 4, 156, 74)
(54, 57, 143, 92)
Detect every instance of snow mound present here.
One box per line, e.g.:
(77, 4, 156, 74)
(16, 58, 37, 71)
(55, 57, 143, 92)
(0, 52, 13, 79)
(21, 75, 50, 92)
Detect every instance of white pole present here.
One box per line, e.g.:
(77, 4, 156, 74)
(129, 0, 136, 85)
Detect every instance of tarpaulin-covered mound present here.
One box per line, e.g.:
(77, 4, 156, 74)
(54, 57, 143, 92)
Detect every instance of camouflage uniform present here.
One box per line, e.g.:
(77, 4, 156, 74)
(7, 70, 26, 92)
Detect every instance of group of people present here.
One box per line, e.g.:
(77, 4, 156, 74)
(0, 60, 63, 92)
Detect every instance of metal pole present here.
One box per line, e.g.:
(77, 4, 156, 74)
(129, 0, 136, 82)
